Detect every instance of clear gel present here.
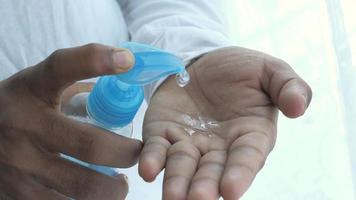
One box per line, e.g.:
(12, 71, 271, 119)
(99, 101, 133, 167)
(176, 70, 190, 87)
(181, 114, 220, 137)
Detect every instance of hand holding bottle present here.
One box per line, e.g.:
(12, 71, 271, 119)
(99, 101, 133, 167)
(0, 44, 142, 200)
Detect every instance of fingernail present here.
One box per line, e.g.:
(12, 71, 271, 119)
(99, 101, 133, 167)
(112, 49, 134, 70)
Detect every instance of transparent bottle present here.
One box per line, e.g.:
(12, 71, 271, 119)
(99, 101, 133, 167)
(64, 42, 187, 176)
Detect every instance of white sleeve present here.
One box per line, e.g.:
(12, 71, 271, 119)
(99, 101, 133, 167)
(118, 0, 232, 100)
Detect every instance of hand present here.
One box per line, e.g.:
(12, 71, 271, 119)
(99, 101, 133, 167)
(0, 44, 142, 200)
(139, 47, 312, 200)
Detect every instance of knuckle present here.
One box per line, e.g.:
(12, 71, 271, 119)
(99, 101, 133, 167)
(232, 143, 265, 161)
(46, 49, 63, 70)
(120, 159, 137, 169)
(43, 49, 65, 85)
(252, 131, 275, 154)
(229, 142, 267, 173)
(188, 184, 211, 200)
(146, 136, 170, 147)
(167, 141, 200, 161)
(163, 174, 190, 185)
(265, 55, 291, 70)
(275, 57, 291, 68)
(109, 139, 142, 168)
(74, 132, 98, 162)
(85, 43, 113, 71)
(43, 116, 61, 138)
(236, 162, 256, 180)
(198, 160, 225, 172)
(42, 117, 99, 162)
(123, 141, 142, 167)
(163, 176, 189, 199)
(85, 43, 103, 52)
(198, 150, 226, 170)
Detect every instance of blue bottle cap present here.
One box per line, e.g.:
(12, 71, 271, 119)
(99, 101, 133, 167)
(87, 76, 144, 129)
(87, 42, 185, 129)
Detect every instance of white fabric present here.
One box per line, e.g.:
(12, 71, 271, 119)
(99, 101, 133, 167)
(0, 0, 128, 80)
(0, 0, 231, 99)
(118, 0, 231, 99)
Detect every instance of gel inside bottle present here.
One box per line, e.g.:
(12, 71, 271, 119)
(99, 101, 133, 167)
(64, 42, 186, 176)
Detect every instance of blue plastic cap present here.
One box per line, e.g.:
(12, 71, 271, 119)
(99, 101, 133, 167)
(87, 42, 185, 129)
(117, 42, 185, 85)
(87, 76, 144, 129)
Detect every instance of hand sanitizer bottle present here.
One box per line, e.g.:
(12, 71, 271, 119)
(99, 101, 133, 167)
(64, 42, 186, 176)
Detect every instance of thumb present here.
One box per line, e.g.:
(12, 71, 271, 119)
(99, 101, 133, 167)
(29, 43, 134, 94)
(262, 57, 312, 118)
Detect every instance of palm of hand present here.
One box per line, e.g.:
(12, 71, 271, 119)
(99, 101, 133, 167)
(139, 47, 311, 200)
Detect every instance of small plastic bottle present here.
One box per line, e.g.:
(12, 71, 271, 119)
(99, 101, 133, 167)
(64, 42, 186, 176)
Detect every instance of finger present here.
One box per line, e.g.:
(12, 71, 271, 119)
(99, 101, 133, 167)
(139, 136, 171, 182)
(163, 141, 200, 200)
(33, 155, 128, 200)
(0, 162, 68, 200)
(187, 150, 226, 200)
(139, 121, 191, 182)
(27, 43, 134, 96)
(221, 132, 273, 200)
(262, 57, 312, 118)
(30, 112, 142, 168)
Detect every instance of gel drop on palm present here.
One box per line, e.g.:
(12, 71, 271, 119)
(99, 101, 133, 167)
(74, 42, 186, 176)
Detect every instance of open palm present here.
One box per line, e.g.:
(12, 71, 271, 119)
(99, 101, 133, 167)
(139, 47, 312, 200)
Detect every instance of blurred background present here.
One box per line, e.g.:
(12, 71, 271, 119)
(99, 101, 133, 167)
(123, 0, 356, 199)
(224, 0, 356, 199)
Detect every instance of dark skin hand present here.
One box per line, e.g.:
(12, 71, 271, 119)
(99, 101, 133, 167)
(139, 47, 312, 200)
(0, 44, 142, 200)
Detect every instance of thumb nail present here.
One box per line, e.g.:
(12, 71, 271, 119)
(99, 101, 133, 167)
(112, 48, 134, 71)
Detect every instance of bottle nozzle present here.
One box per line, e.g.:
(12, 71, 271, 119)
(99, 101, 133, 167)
(116, 42, 185, 85)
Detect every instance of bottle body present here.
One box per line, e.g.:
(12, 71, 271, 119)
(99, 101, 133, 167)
(63, 76, 142, 176)
(65, 92, 134, 138)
